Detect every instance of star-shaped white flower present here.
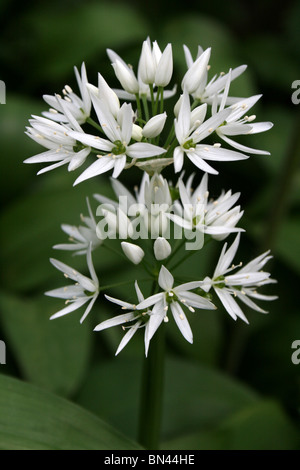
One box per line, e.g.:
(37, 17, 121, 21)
(212, 70, 273, 155)
(202, 234, 277, 323)
(43, 62, 91, 124)
(167, 173, 244, 241)
(173, 90, 248, 174)
(24, 115, 90, 174)
(45, 244, 99, 323)
(53, 198, 101, 255)
(183, 45, 247, 105)
(94, 281, 152, 356)
(68, 102, 166, 183)
(136, 265, 216, 354)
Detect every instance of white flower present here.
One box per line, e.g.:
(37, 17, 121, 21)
(107, 40, 176, 101)
(94, 281, 151, 356)
(68, 102, 166, 183)
(173, 90, 248, 174)
(167, 173, 244, 241)
(212, 71, 273, 155)
(43, 62, 91, 124)
(53, 198, 101, 255)
(183, 45, 247, 104)
(24, 115, 90, 174)
(138, 39, 173, 87)
(202, 234, 277, 323)
(45, 244, 99, 323)
(121, 241, 145, 265)
(137, 265, 216, 353)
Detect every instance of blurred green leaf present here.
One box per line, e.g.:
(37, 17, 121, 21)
(76, 356, 258, 441)
(0, 292, 92, 396)
(12, 2, 149, 84)
(243, 34, 299, 91)
(0, 94, 44, 202)
(0, 373, 142, 450)
(0, 175, 116, 293)
(275, 217, 300, 273)
(162, 400, 300, 450)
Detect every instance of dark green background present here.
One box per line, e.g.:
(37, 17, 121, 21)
(0, 0, 299, 450)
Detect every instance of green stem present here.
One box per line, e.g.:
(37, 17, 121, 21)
(135, 94, 143, 124)
(138, 321, 165, 450)
(86, 117, 104, 133)
(141, 94, 150, 122)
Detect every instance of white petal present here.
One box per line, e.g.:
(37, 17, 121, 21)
(112, 155, 126, 179)
(50, 298, 89, 320)
(170, 302, 193, 343)
(137, 292, 164, 310)
(220, 134, 270, 155)
(158, 265, 174, 291)
(173, 147, 184, 173)
(186, 151, 219, 175)
(214, 234, 240, 277)
(144, 305, 165, 356)
(116, 320, 142, 355)
(74, 157, 115, 185)
(126, 142, 166, 159)
(215, 288, 249, 323)
(68, 131, 113, 152)
(94, 311, 136, 331)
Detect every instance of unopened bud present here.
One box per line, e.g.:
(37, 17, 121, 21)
(121, 242, 145, 265)
(154, 237, 172, 260)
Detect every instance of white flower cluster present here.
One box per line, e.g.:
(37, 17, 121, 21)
(25, 38, 277, 356)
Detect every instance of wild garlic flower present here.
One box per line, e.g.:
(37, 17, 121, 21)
(43, 62, 92, 124)
(202, 234, 277, 323)
(53, 198, 101, 255)
(173, 90, 248, 174)
(167, 173, 244, 241)
(212, 70, 273, 155)
(183, 45, 247, 105)
(136, 265, 216, 352)
(107, 38, 175, 101)
(24, 115, 90, 174)
(45, 244, 99, 323)
(69, 102, 166, 183)
(94, 281, 152, 356)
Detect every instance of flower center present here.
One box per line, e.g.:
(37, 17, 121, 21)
(183, 138, 196, 150)
(166, 290, 178, 303)
(112, 140, 127, 155)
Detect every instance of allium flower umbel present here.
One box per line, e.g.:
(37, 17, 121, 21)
(25, 37, 277, 356)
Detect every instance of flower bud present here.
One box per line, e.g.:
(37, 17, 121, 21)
(138, 40, 156, 84)
(121, 242, 145, 265)
(154, 237, 171, 260)
(132, 123, 143, 141)
(112, 60, 139, 94)
(142, 113, 167, 138)
(181, 48, 211, 94)
(155, 44, 173, 87)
